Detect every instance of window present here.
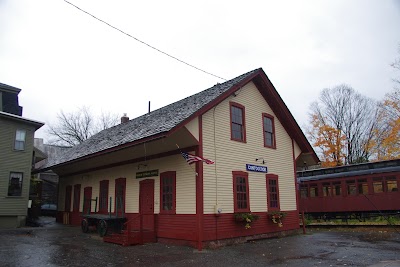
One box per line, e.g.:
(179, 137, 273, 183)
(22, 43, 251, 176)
(263, 114, 276, 148)
(333, 182, 342, 196)
(8, 172, 23, 196)
(266, 174, 279, 210)
(230, 102, 246, 142)
(346, 180, 357, 196)
(357, 179, 368, 195)
(73, 184, 81, 212)
(233, 171, 249, 212)
(65, 186, 72, 212)
(373, 177, 384, 193)
(99, 180, 109, 213)
(322, 182, 332, 197)
(386, 176, 398, 192)
(310, 184, 318, 197)
(300, 185, 308, 198)
(160, 171, 176, 213)
(14, 130, 26, 150)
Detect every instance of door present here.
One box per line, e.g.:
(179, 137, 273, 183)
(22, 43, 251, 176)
(83, 187, 92, 214)
(139, 179, 155, 242)
(115, 178, 126, 216)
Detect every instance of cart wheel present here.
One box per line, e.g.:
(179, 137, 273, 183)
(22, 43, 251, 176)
(81, 218, 89, 233)
(97, 219, 108, 237)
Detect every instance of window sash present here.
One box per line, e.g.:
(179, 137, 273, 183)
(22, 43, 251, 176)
(263, 114, 275, 148)
(14, 130, 26, 150)
(99, 181, 109, 212)
(230, 104, 245, 141)
(161, 172, 175, 213)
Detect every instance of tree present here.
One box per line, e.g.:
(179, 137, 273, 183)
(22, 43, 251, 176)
(47, 106, 119, 146)
(307, 85, 378, 167)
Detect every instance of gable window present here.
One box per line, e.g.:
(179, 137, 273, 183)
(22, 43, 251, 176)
(160, 171, 176, 214)
(99, 180, 109, 213)
(14, 129, 26, 150)
(8, 172, 23, 196)
(263, 113, 276, 148)
(230, 102, 246, 142)
(233, 171, 250, 212)
(266, 174, 279, 210)
(73, 184, 81, 212)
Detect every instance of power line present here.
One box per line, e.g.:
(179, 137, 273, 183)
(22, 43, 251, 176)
(63, 0, 227, 81)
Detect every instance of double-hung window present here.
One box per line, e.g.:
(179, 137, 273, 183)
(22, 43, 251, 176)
(230, 102, 246, 142)
(233, 171, 250, 212)
(99, 180, 109, 213)
(263, 113, 276, 148)
(160, 171, 176, 214)
(15, 130, 26, 151)
(266, 174, 280, 211)
(8, 172, 23, 196)
(73, 184, 81, 212)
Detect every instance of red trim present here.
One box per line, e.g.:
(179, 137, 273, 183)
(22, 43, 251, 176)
(73, 184, 81, 212)
(159, 171, 176, 214)
(232, 171, 250, 212)
(266, 174, 280, 211)
(292, 140, 300, 212)
(229, 101, 247, 143)
(65, 185, 72, 212)
(262, 113, 276, 149)
(196, 115, 204, 251)
(99, 180, 109, 214)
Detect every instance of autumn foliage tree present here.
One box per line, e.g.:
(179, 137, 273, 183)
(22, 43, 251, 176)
(307, 85, 377, 167)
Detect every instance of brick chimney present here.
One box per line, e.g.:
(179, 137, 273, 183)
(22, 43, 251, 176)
(121, 113, 129, 124)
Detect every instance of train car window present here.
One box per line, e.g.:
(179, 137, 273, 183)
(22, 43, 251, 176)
(357, 179, 368, 195)
(373, 177, 384, 193)
(310, 184, 318, 197)
(347, 180, 357, 196)
(300, 185, 308, 198)
(322, 183, 332, 197)
(333, 182, 342, 196)
(386, 176, 398, 192)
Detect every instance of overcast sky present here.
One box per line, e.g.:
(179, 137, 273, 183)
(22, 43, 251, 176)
(1, 0, 400, 141)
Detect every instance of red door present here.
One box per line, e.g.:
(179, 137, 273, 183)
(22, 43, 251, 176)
(83, 187, 92, 214)
(139, 179, 155, 242)
(115, 178, 126, 216)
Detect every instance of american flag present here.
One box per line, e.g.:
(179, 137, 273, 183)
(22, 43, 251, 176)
(181, 152, 215, 165)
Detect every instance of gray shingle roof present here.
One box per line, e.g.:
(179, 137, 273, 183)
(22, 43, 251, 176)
(45, 68, 261, 168)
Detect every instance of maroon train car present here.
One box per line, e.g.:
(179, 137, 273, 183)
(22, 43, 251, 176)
(298, 159, 400, 219)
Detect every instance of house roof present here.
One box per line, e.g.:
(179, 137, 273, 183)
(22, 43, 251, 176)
(0, 111, 44, 129)
(0, 82, 21, 94)
(44, 68, 317, 169)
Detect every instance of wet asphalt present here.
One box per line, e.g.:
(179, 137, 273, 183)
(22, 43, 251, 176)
(0, 217, 399, 267)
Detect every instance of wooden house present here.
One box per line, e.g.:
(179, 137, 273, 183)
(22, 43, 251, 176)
(42, 68, 318, 249)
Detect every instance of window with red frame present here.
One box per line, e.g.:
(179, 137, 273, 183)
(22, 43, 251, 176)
(65, 185, 72, 212)
(230, 102, 246, 142)
(73, 184, 81, 212)
(266, 174, 279, 210)
(99, 180, 109, 213)
(263, 114, 276, 148)
(160, 171, 176, 213)
(233, 171, 249, 212)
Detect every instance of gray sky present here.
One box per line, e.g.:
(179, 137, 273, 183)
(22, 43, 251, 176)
(1, 0, 399, 140)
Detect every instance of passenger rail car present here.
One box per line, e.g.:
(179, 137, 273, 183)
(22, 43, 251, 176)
(298, 159, 400, 219)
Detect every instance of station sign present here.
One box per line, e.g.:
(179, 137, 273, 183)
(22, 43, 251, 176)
(246, 164, 268, 173)
(136, 169, 159, 179)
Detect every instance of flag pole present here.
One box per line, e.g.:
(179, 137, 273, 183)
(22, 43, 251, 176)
(176, 143, 198, 176)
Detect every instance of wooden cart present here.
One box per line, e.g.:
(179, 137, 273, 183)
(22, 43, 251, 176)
(81, 196, 126, 237)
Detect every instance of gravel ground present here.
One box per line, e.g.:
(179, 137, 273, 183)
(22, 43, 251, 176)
(0, 218, 399, 267)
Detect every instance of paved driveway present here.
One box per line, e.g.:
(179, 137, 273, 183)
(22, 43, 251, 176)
(0, 219, 399, 267)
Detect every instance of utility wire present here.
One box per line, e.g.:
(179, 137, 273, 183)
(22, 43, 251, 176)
(64, 0, 227, 81)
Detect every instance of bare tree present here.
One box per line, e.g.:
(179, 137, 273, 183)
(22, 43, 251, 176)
(391, 44, 400, 86)
(307, 85, 378, 165)
(47, 106, 119, 146)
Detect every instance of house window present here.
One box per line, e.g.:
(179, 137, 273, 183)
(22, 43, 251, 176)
(65, 186, 72, 212)
(160, 171, 176, 213)
(99, 180, 109, 213)
(233, 171, 249, 212)
(73, 184, 81, 212)
(230, 102, 246, 142)
(266, 174, 279, 210)
(263, 114, 276, 148)
(8, 172, 23, 196)
(14, 129, 26, 150)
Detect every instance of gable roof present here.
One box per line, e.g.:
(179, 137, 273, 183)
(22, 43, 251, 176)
(44, 68, 317, 169)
